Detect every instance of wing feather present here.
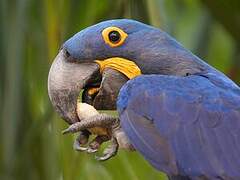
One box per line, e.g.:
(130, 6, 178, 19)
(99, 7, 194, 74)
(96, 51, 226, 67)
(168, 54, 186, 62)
(117, 74, 240, 179)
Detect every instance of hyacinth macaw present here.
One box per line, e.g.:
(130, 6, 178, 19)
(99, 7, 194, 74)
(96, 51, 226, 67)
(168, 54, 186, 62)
(48, 19, 240, 180)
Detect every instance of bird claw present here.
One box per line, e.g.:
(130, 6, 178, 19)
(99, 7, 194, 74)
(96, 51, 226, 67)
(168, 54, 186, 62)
(74, 141, 99, 153)
(95, 138, 118, 161)
(62, 114, 120, 161)
(86, 140, 101, 153)
(73, 134, 110, 155)
(87, 147, 98, 153)
(73, 140, 88, 151)
(73, 130, 90, 151)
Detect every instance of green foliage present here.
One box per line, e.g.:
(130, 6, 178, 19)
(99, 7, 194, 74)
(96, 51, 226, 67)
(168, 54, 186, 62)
(0, 0, 239, 180)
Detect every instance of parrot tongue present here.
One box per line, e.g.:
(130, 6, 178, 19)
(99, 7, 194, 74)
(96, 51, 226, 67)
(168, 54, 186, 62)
(81, 68, 129, 110)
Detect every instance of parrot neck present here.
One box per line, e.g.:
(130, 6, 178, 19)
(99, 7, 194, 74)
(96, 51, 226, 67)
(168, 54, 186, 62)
(134, 50, 210, 76)
(129, 29, 211, 76)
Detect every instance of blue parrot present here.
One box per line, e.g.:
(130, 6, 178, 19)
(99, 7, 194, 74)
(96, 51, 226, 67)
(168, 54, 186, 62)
(48, 19, 240, 180)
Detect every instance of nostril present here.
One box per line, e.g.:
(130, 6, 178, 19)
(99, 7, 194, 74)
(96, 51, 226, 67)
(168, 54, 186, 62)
(62, 48, 71, 58)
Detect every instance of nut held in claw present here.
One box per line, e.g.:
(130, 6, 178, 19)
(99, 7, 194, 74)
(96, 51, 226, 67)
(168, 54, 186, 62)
(76, 101, 109, 136)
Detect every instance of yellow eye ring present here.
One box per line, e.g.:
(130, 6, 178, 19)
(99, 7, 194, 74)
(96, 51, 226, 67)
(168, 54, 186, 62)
(102, 27, 128, 47)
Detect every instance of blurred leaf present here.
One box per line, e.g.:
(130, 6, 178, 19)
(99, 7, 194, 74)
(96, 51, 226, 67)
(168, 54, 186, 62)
(201, 0, 240, 42)
(0, 0, 239, 180)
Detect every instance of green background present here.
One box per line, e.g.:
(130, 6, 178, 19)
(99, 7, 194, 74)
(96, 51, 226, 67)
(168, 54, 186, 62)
(0, 0, 239, 180)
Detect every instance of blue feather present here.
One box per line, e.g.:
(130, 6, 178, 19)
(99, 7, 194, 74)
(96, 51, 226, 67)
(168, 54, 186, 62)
(117, 74, 240, 179)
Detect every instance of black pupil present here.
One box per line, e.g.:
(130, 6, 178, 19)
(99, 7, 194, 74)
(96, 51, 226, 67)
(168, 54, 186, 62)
(108, 31, 121, 43)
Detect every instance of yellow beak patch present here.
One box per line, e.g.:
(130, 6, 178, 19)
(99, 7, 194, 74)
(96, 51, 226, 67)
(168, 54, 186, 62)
(95, 57, 142, 79)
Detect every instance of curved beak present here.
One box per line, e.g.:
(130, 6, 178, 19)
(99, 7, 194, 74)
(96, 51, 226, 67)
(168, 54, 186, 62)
(48, 49, 100, 124)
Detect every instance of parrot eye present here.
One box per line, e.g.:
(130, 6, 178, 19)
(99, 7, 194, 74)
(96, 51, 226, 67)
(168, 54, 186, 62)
(108, 31, 121, 43)
(102, 26, 128, 47)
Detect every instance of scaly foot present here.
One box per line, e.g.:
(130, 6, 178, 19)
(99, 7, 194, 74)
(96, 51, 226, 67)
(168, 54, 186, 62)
(62, 114, 117, 135)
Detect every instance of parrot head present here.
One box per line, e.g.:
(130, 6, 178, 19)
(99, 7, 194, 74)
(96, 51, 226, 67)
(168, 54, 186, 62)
(48, 19, 206, 124)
